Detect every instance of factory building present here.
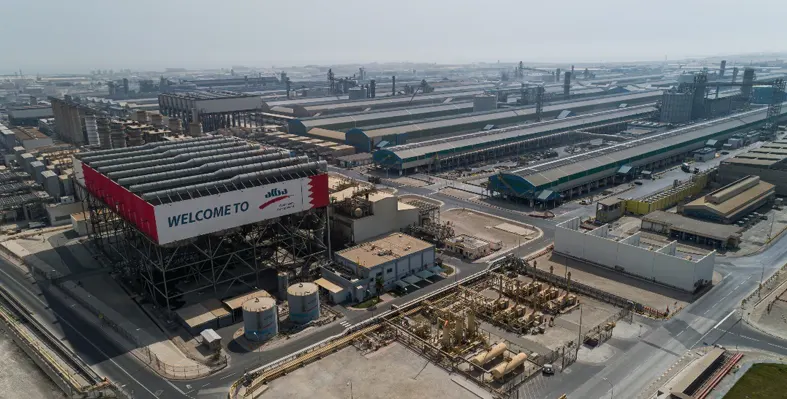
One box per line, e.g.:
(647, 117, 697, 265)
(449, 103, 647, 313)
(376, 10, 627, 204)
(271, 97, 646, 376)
(158, 91, 266, 132)
(323, 233, 438, 302)
(489, 107, 787, 206)
(330, 188, 420, 245)
(294, 90, 484, 117)
(49, 96, 89, 145)
(12, 126, 53, 151)
(660, 91, 693, 124)
(351, 91, 662, 151)
(681, 176, 775, 224)
(555, 217, 715, 292)
(375, 105, 655, 172)
(7, 105, 54, 126)
(641, 211, 742, 249)
(692, 147, 716, 162)
(287, 102, 476, 136)
(719, 140, 787, 195)
(73, 136, 330, 311)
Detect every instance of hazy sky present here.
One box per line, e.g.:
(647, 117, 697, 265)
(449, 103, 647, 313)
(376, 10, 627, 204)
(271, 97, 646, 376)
(2, 0, 785, 73)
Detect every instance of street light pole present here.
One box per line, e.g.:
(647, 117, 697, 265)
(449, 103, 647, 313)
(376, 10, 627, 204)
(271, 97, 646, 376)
(603, 377, 614, 399)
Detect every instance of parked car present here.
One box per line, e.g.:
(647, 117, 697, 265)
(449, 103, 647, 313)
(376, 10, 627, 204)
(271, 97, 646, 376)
(543, 364, 555, 375)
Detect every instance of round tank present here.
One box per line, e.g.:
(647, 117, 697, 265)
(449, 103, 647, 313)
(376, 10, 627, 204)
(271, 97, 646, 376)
(491, 353, 528, 380)
(287, 283, 320, 324)
(243, 297, 278, 342)
(471, 342, 507, 366)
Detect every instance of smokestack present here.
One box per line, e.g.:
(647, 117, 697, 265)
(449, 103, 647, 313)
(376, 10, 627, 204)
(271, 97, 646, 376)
(564, 72, 571, 98)
(720, 60, 727, 77)
(370, 79, 376, 98)
(555, 68, 561, 83)
(392, 76, 396, 96)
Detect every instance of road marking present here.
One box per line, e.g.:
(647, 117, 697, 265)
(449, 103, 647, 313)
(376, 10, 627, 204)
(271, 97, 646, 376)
(676, 329, 687, 337)
(0, 266, 161, 398)
(714, 310, 736, 330)
(219, 372, 237, 380)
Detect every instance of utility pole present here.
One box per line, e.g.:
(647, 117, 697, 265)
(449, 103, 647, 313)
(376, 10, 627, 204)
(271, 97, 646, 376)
(576, 303, 583, 356)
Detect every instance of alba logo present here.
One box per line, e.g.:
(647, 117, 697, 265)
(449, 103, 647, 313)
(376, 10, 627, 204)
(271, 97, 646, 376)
(259, 188, 292, 210)
(264, 188, 288, 198)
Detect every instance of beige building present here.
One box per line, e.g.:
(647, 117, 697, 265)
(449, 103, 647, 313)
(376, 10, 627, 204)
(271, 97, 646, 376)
(331, 190, 420, 244)
(326, 233, 438, 301)
(445, 234, 502, 260)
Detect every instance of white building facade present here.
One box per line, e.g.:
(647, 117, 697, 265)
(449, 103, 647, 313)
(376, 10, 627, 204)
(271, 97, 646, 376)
(554, 217, 714, 292)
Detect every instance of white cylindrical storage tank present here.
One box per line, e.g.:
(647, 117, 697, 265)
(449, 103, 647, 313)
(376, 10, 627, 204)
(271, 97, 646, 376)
(243, 297, 278, 342)
(287, 282, 320, 324)
(84, 115, 99, 146)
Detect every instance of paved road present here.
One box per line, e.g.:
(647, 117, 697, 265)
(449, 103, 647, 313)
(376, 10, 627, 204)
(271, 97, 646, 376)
(5, 165, 785, 399)
(523, 234, 787, 399)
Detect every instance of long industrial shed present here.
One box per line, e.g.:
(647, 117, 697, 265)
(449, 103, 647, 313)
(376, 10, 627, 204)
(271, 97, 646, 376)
(372, 105, 655, 171)
(488, 105, 787, 205)
(348, 91, 663, 151)
(293, 90, 486, 118)
(289, 86, 614, 136)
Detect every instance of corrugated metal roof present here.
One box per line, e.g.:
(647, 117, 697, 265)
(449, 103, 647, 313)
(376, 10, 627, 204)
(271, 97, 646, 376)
(509, 106, 778, 189)
(684, 179, 774, 219)
(361, 91, 662, 138)
(300, 102, 474, 129)
(642, 211, 741, 242)
(382, 105, 656, 161)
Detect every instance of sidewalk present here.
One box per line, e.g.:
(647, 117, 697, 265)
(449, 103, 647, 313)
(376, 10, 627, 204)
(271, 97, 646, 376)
(1, 234, 218, 379)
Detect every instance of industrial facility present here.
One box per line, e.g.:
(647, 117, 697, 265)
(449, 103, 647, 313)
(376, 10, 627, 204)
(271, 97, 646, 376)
(489, 106, 787, 206)
(73, 136, 331, 311)
(373, 105, 655, 172)
(555, 217, 715, 292)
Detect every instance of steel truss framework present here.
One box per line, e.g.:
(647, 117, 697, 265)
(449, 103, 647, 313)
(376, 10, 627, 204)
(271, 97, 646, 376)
(81, 184, 328, 312)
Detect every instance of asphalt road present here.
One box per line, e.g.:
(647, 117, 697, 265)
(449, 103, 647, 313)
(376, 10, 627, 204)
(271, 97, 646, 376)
(4, 165, 786, 399)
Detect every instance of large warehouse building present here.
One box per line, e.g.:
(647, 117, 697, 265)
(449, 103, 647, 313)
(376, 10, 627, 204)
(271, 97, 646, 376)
(681, 175, 775, 224)
(555, 217, 715, 292)
(718, 140, 787, 195)
(158, 91, 266, 132)
(72, 136, 330, 311)
(373, 105, 656, 172)
(349, 91, 663, 151)
(489, 106, 787, 206)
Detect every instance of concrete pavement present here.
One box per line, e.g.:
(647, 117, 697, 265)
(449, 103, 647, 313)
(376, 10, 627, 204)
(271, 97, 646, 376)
(3, 164, 786, 399)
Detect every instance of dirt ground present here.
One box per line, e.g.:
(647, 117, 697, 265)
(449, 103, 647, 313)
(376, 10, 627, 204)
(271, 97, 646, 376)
(261, 343, 479, 399)
(534, 252, 693, 312)
(442, 209, 539, 250)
